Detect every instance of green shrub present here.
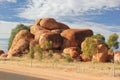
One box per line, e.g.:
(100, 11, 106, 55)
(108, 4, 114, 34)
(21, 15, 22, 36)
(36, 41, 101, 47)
(28, 46, 34, 59)
(34, 45, 43, 60)
(64, 55, 73, 63)
(45, 40, 53, 49)
(93, 33, 105, 44)
(107, 33, 119, 50)
(48, 50, 53, 58)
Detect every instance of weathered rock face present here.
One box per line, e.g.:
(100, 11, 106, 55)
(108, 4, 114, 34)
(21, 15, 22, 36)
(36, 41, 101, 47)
(0, 50, 4, 56)
(58, 22, 70, 30)
(39, 32, 63, 49)
(63, 47, 81, 59)
(30, 25, 41, 35)
(7, 39, 29, 58)
(34, 30, 50, 41)
(40, 18, 59, 30)
(114, 51, 120, 62)
(7, 30, 34, 58)
(92, 44, 108, 62)
(10, 30, 34, 49)
(61, 29, 93, 49)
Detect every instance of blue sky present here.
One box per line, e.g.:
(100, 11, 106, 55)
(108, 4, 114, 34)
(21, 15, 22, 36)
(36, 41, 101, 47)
(0, 0, 120, 49)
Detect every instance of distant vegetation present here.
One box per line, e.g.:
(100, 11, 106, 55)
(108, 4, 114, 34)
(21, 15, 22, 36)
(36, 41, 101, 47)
(93, 33, 105, 44)
(107, 33, 119, 51)
(8, 24, 30, 50)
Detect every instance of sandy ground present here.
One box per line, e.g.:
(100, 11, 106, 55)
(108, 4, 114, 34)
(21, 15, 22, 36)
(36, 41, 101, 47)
(0, 63, 119, 80)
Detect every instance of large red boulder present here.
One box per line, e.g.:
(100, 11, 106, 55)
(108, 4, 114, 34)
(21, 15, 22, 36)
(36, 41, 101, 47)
(30, 25, 45, 35)
(39, 32, 63, 49)
(7, 30, 34, 58)
(92, 44, 108, 62)
(40, 18, 59, 30)
(57, 22, 70, 30)
(61, 29, 93, 49)
(34, 30, 50, 41)
(7, 39, 29, 58)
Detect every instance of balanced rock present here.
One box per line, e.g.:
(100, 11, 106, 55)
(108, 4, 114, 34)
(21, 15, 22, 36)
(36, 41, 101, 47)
(40, 18, 59, 30)
(31, 18, 69, 33)
(61, 29, 93, 49)
(58, 22, 70, 30)
(39, 32, 63, 49)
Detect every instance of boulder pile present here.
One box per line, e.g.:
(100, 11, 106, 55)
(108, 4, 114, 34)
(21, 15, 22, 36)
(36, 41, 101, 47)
(7, 18, 93, 59)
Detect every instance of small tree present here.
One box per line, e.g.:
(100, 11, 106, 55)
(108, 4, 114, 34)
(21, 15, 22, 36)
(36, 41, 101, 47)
(93, 33, 105, 43)
(45, 40, 53, 49)
(81, 37, 97, 59)
(34, 45, 43, 61)
(64, 55, 73, 63)
(48, 50, 53, 58)
(28, 46, 34, 67)
(107, 33, 119, 51)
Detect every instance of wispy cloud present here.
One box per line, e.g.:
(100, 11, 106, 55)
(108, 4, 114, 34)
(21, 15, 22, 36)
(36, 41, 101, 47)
(17, 0, 120, 20)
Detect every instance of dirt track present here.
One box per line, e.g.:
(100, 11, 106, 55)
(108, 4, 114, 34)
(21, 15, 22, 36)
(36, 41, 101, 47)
(0, 63, 119, 80)
(0, 71, 45, 80)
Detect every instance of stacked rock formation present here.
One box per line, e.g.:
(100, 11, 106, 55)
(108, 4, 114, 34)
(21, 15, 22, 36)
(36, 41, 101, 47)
(7, 18, 93, 59)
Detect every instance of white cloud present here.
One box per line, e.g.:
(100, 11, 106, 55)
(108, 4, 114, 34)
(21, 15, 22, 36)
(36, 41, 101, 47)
(0, 20, 30, 38)
(17, 0, 120, 20)
(0, 21, 18, 38)
(0, 0, 16, 3)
